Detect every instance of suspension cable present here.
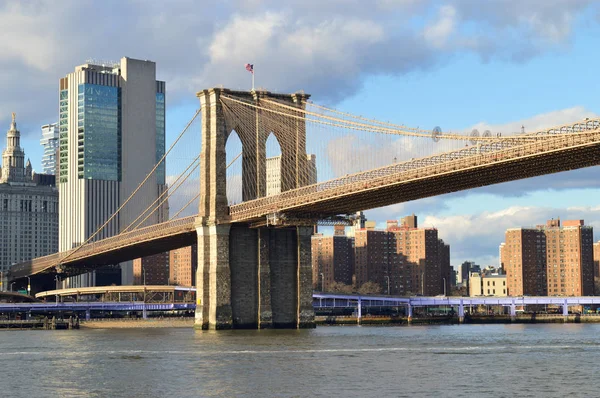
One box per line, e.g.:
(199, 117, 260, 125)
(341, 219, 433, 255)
(59, 109, 201, 263)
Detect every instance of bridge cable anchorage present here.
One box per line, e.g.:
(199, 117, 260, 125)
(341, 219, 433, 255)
(58, 108, 201, 264)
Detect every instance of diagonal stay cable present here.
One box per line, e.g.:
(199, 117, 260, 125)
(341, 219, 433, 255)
(169, 150, 241, 220)
(121, 155, 200, 234)
(59, 108, 201, 264)
(131, 161, 201, 230)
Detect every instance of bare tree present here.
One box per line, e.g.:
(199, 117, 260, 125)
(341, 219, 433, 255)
(358, 281, 382, 295)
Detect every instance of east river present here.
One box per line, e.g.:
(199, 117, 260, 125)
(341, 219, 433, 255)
(1, 324, 599, 397)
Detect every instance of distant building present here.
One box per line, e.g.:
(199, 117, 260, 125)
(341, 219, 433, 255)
(593, 242, 600, 279)
(312, 229, 354, 291)
(469, 272, 507, 297)
(133, 252, 169, 285)
(266, 154, 316, 196)
(0, 114, 58, 284)
(354, 215, 449, 296)
(169, 244, 197, 287)
(40, 123, 58, 175)
(354, 227, 388, 292)
(501, 218, 594, 296)
(58, 57, 167, 286)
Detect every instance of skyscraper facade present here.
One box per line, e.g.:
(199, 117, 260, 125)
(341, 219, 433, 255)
(0, 114, 58, 282)
(58, 57, 167, 286)
(40, 123, 59, 175)
(501, 219, 594, 296)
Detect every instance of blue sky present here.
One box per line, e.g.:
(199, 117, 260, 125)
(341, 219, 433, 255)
(3, 0, 600, 268)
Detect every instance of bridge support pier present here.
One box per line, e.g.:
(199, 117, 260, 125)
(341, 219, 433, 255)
(458, 300, 465, 324)
(563, 299, 569, 322)
(195, 222, 315, 330)
(510, 302, 516, 322)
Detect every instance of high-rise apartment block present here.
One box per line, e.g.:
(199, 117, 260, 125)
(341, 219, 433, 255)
(593, 242, 600, 279)
(40, 123, 59, 175)
(501, 219, 594, 296)
(58, 57, 167, 286)
(133, 252, 169, 285)
(312, 215, 450, 296)
(169, 244, 198, 287)
(312, 227, 354, 291)
(0, 114, 58, 281)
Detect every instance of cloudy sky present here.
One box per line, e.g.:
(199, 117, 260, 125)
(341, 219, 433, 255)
(2, 0, 600, 268)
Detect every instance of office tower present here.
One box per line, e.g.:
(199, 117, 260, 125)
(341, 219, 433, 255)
(169, 244, 198, 287)
(0, 114, 58, 285)
(311, 230, 354, 291)
(501, 219, 594, 296)
(40, 123, 59, 175)
(58, 57, 167, 286)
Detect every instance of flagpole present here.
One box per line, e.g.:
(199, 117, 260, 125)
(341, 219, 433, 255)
(252, 68, 255, 91)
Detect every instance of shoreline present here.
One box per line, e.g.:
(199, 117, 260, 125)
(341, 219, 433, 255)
(80, 318, 194, 329)
(76, 314, 600, 329)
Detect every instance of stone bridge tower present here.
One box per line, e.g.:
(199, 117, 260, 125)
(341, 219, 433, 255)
(195, 88, 314, 329)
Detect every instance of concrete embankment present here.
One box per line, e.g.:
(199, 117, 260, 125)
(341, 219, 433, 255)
(80, 318, 194, 329)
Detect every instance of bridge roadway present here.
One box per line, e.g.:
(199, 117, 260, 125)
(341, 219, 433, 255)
(9, 120, 600, 280)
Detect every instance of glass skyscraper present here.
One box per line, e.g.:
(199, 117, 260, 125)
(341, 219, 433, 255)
(40, 123, 59, 175)
(59, 57, 166, 286)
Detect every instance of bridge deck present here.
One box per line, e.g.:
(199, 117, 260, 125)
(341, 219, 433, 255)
(10, 128, 600, 280)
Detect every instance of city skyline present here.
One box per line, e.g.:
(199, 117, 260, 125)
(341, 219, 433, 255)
(2, 2, 600, 268)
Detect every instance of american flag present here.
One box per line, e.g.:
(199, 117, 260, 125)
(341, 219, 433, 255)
(245, 63, 254, 74)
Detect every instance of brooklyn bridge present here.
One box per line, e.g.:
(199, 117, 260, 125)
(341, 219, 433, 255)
(9, 88, 600, 329)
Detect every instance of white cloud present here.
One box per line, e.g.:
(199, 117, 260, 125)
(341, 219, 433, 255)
(0, 0, 595, 138)
(424, 5, 457, 48)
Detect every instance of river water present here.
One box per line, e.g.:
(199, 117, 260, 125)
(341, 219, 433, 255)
(1, 324, 598, 397)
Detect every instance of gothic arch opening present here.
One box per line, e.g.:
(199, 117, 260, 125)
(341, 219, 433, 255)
(265, 132, 282, 197)
(225, 130, 243, 205)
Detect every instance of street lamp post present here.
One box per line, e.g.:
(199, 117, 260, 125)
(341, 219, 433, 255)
(421, 272, 424, 295)
(443, 277, 447, 296)
(385, 275, 390, 295)
(27, 276, 31, 296)
(320, 273, 324, 292)
(10, 282, 15, 292)
(54, 275, 60, 303)
(143, 266, 147, 286)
